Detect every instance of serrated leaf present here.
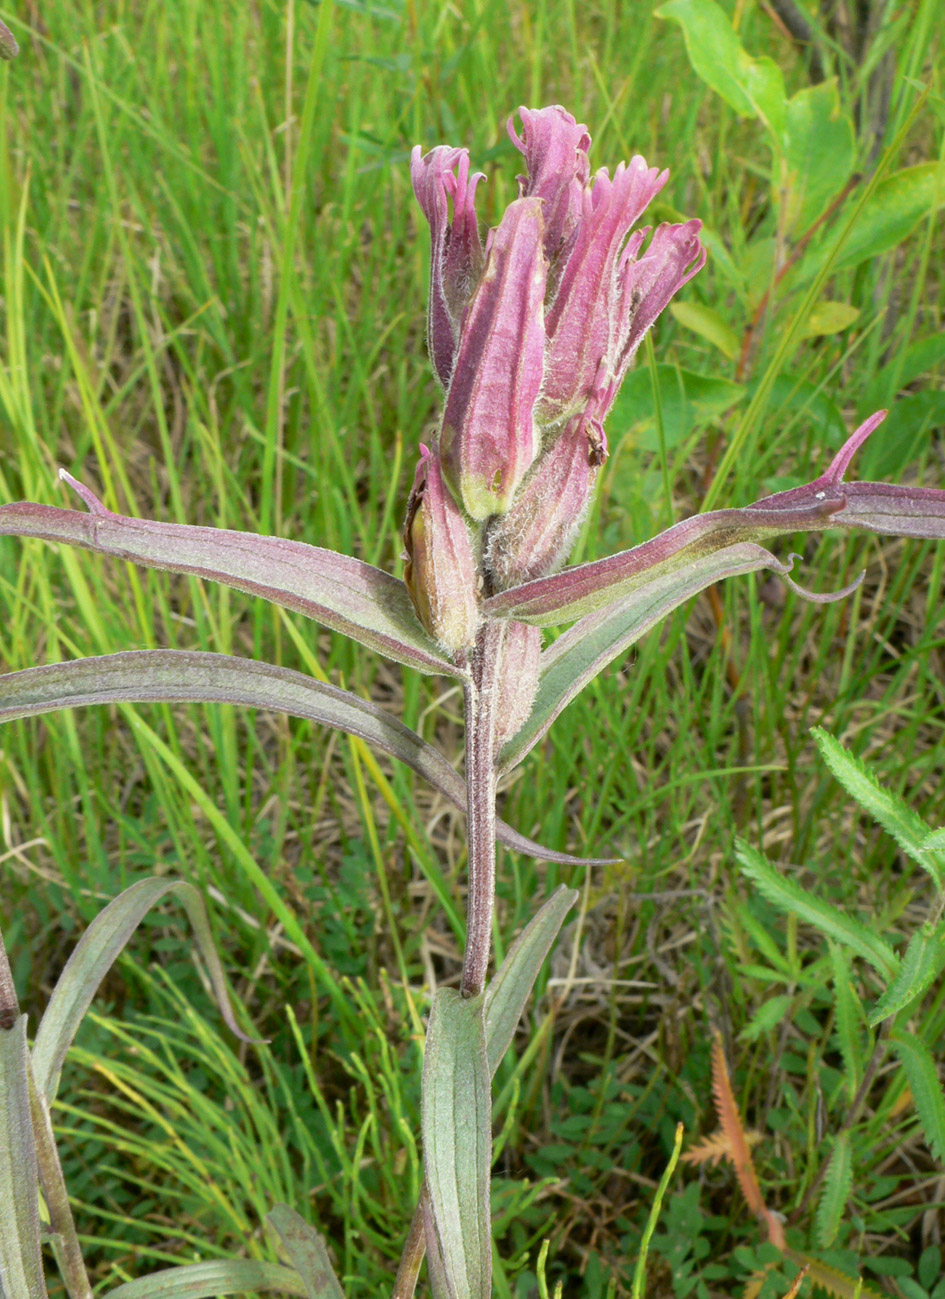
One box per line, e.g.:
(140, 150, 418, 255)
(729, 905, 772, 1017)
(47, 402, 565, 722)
(656, 0, 786, 137)
(828, 943, 865, 1097)
(890, 1029, 945, 1163)
(422, 990, 491, 1299)
(735, 841, 899, 979)
(0, 475, 459, 678)
(738, 994, 794, 1043)
(668, 302, 740, 360)
(266, 1205, 344, 1299)
(812, 729, 945, 893)
(0, 1017, 48, 1299)
(781, 1252, 887, 1299)
(104, 1259, 309, 1298)
(0, 649, 607, 868)
(814, 1132, 853, 1248)
(483, 886, 577, 1075)
(801, 302, 860, 338)
(32, 876, 252, 1105)
(869, 922, 945, 1026)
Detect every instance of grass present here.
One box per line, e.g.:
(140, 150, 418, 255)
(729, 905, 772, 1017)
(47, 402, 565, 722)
(1, 0, 944, 1294)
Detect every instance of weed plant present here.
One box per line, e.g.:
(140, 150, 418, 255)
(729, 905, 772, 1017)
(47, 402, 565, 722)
(1, 1, 944, 1296)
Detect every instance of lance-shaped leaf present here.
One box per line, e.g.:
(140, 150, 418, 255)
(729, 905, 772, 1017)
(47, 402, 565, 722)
(0, 472, 460, 679)
(499, 542, 856, 772)
(0, 1017, 48, 1299)
(422, 989, 491, 1299)
(485, 410, 945, 626)
(104, 1260, 310, 1298)
(266, 1205, 345, 1299)
(0, 649, 615, 866)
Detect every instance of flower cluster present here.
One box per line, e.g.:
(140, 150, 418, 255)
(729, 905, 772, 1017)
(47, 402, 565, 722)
(403, 106, 706, 661)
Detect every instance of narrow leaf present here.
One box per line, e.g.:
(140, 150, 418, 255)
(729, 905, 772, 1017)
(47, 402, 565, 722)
(0, 475, 459, 678)
(781, 1251, 887, 1299)
(0, 1016, 48, 1299)
(870, 922, 945, 1026)
(422, 990, 491, 1299)
(892, 1023, 945, 1159)
(32, 876, 252, 1105)
(104, 1260, 310, 1298)
(812, 728, 945, 892)
(814, 1132, 853, 1248)
(828, 943, 865, 1097)
(0, 649, 610, 867)
(735, 840, 900, 980)
(709, 1033, 767, 1222)
(266, 1205, 345, 1299)
(484, 886, 578, 1075)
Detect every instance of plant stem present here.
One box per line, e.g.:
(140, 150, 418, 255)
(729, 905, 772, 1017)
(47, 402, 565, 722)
(460, 620, 503, 999)
(390, 1193, 427, 1299)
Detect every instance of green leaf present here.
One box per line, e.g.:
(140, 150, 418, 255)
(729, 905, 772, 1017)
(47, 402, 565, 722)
(0, 649, 605, 868)
(104, 1260, 310, 1298)
(814, 1131, 853, 1248)
(869, 922, 945, 1026)
(668, 302, 740, 360)
(801, 301, 860, 338)
(861, 331, 945, 414)
(0, 1016, 48, 1299)
(656, 0, 786, 137)
(734, 840, 900, 979)
(781, 80, 856, 233)
(738, 993, 794, 1043)
(828, 943, 865, 1097)
(891, 1029, 945, 1163)
(31, 876, 252, 1105)
(266, 1205, 345, 1299)
(835, 162, 945, 269)
(609, 364, 745, 451)
(422, 990, 491, 1299)
(812, 728, 945, 893)
(484, 887, 578, 1075)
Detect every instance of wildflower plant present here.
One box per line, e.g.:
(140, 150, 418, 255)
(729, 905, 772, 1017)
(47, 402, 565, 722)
(3, 102, 945, 1299)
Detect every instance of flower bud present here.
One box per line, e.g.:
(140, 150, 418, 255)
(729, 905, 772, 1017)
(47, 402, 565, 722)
(493, 620, 542, 750)
(439, 197, 547, 521)
(484, 413, 607, 591)
(508, 106, 590, 261)
(403, 446, 480, 655)
(411, 146, 486, 388)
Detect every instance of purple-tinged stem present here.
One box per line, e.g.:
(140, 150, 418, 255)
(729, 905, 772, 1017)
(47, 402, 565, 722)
(460, 620, 503, 998)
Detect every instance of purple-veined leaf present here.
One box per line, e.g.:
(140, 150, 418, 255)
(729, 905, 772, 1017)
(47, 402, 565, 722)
(0, 649, 614, 866)
(498, 543, 858, 772)
(486, 411, 945, 626)
(0, 472, 460, 678)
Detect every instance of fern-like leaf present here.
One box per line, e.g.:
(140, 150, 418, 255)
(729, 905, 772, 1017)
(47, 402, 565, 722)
(890, 1028, 945, 1162)
(682, 1129, 762, 1167)
(828, 943, 866, 1099)
(782, 1249, 887, 1299)
(814, 1132, 852, 1248)
(869, 921, 945, 1026)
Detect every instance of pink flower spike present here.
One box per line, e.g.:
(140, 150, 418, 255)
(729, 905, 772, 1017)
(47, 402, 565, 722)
(508, 106, 591, 258)
(439, 197, 547, 521)
(411, 145, 486, 388)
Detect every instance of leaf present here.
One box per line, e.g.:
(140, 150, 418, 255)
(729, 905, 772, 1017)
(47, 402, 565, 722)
(781, 1251, 888, 1299)
(0, 649, 610, 867)
(104, 1260, 310, 1298)
(735, 840, 900, 979)
(0, 17, 18, 58)
(422, 990, 491, 1299)
(483, 886, 578, 1075)
(266, 1205, 345, 1299)
(682, 1128, 762, 1167)
(738, 993, 794, 1043)
(668, 302, 740, 360)
(0, 474, 459, 679)
(811, 728, 945, 893)
(609, 364, 745, 451)
(0, 1017, 48, 1299)
(709, 1033, 767, 1222)
(801, 301, 860, 338)
(814, 1132, 852, 1248)
(869, 922, 945, 1026)
(828, 943, 865, 1097)
(781, 80, 857, 234)
(834, 162, 945, 269)
(31, 876, 253, 1105)
(656, 0, 786, 137)
(861, 331, 945, 414)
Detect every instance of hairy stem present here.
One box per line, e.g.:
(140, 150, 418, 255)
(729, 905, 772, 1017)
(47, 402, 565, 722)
(460, 620, 503, 999)
(390, 1193, 427, 1299)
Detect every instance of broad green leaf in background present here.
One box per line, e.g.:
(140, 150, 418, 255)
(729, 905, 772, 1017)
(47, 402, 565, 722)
(800, 301, 860, 339)
(422, 990, 491, 1299)
(31, 875, 253, 1105)
(266, 1205, 345, 1299)
(814, 1131, 853, 1249)
(597, 366, 745, 451)
(812, 728, 945, 893)
(0, 1017, 47, 1299)
(890, 1029, 945, 1163)
(869, 923, 945, 1026)
(656, 0, 786, 138)
(781, 80, 857, 234)
(734, 840, 900, 979)
(668, 302, 740, 361)
(104, 1260, 310, 1298)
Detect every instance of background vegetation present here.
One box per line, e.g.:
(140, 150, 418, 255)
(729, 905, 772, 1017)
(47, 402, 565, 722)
(1, 0, 944, 1294)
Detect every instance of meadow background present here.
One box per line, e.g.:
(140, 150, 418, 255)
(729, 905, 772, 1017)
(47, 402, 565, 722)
(1, 0, 944, 1295)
